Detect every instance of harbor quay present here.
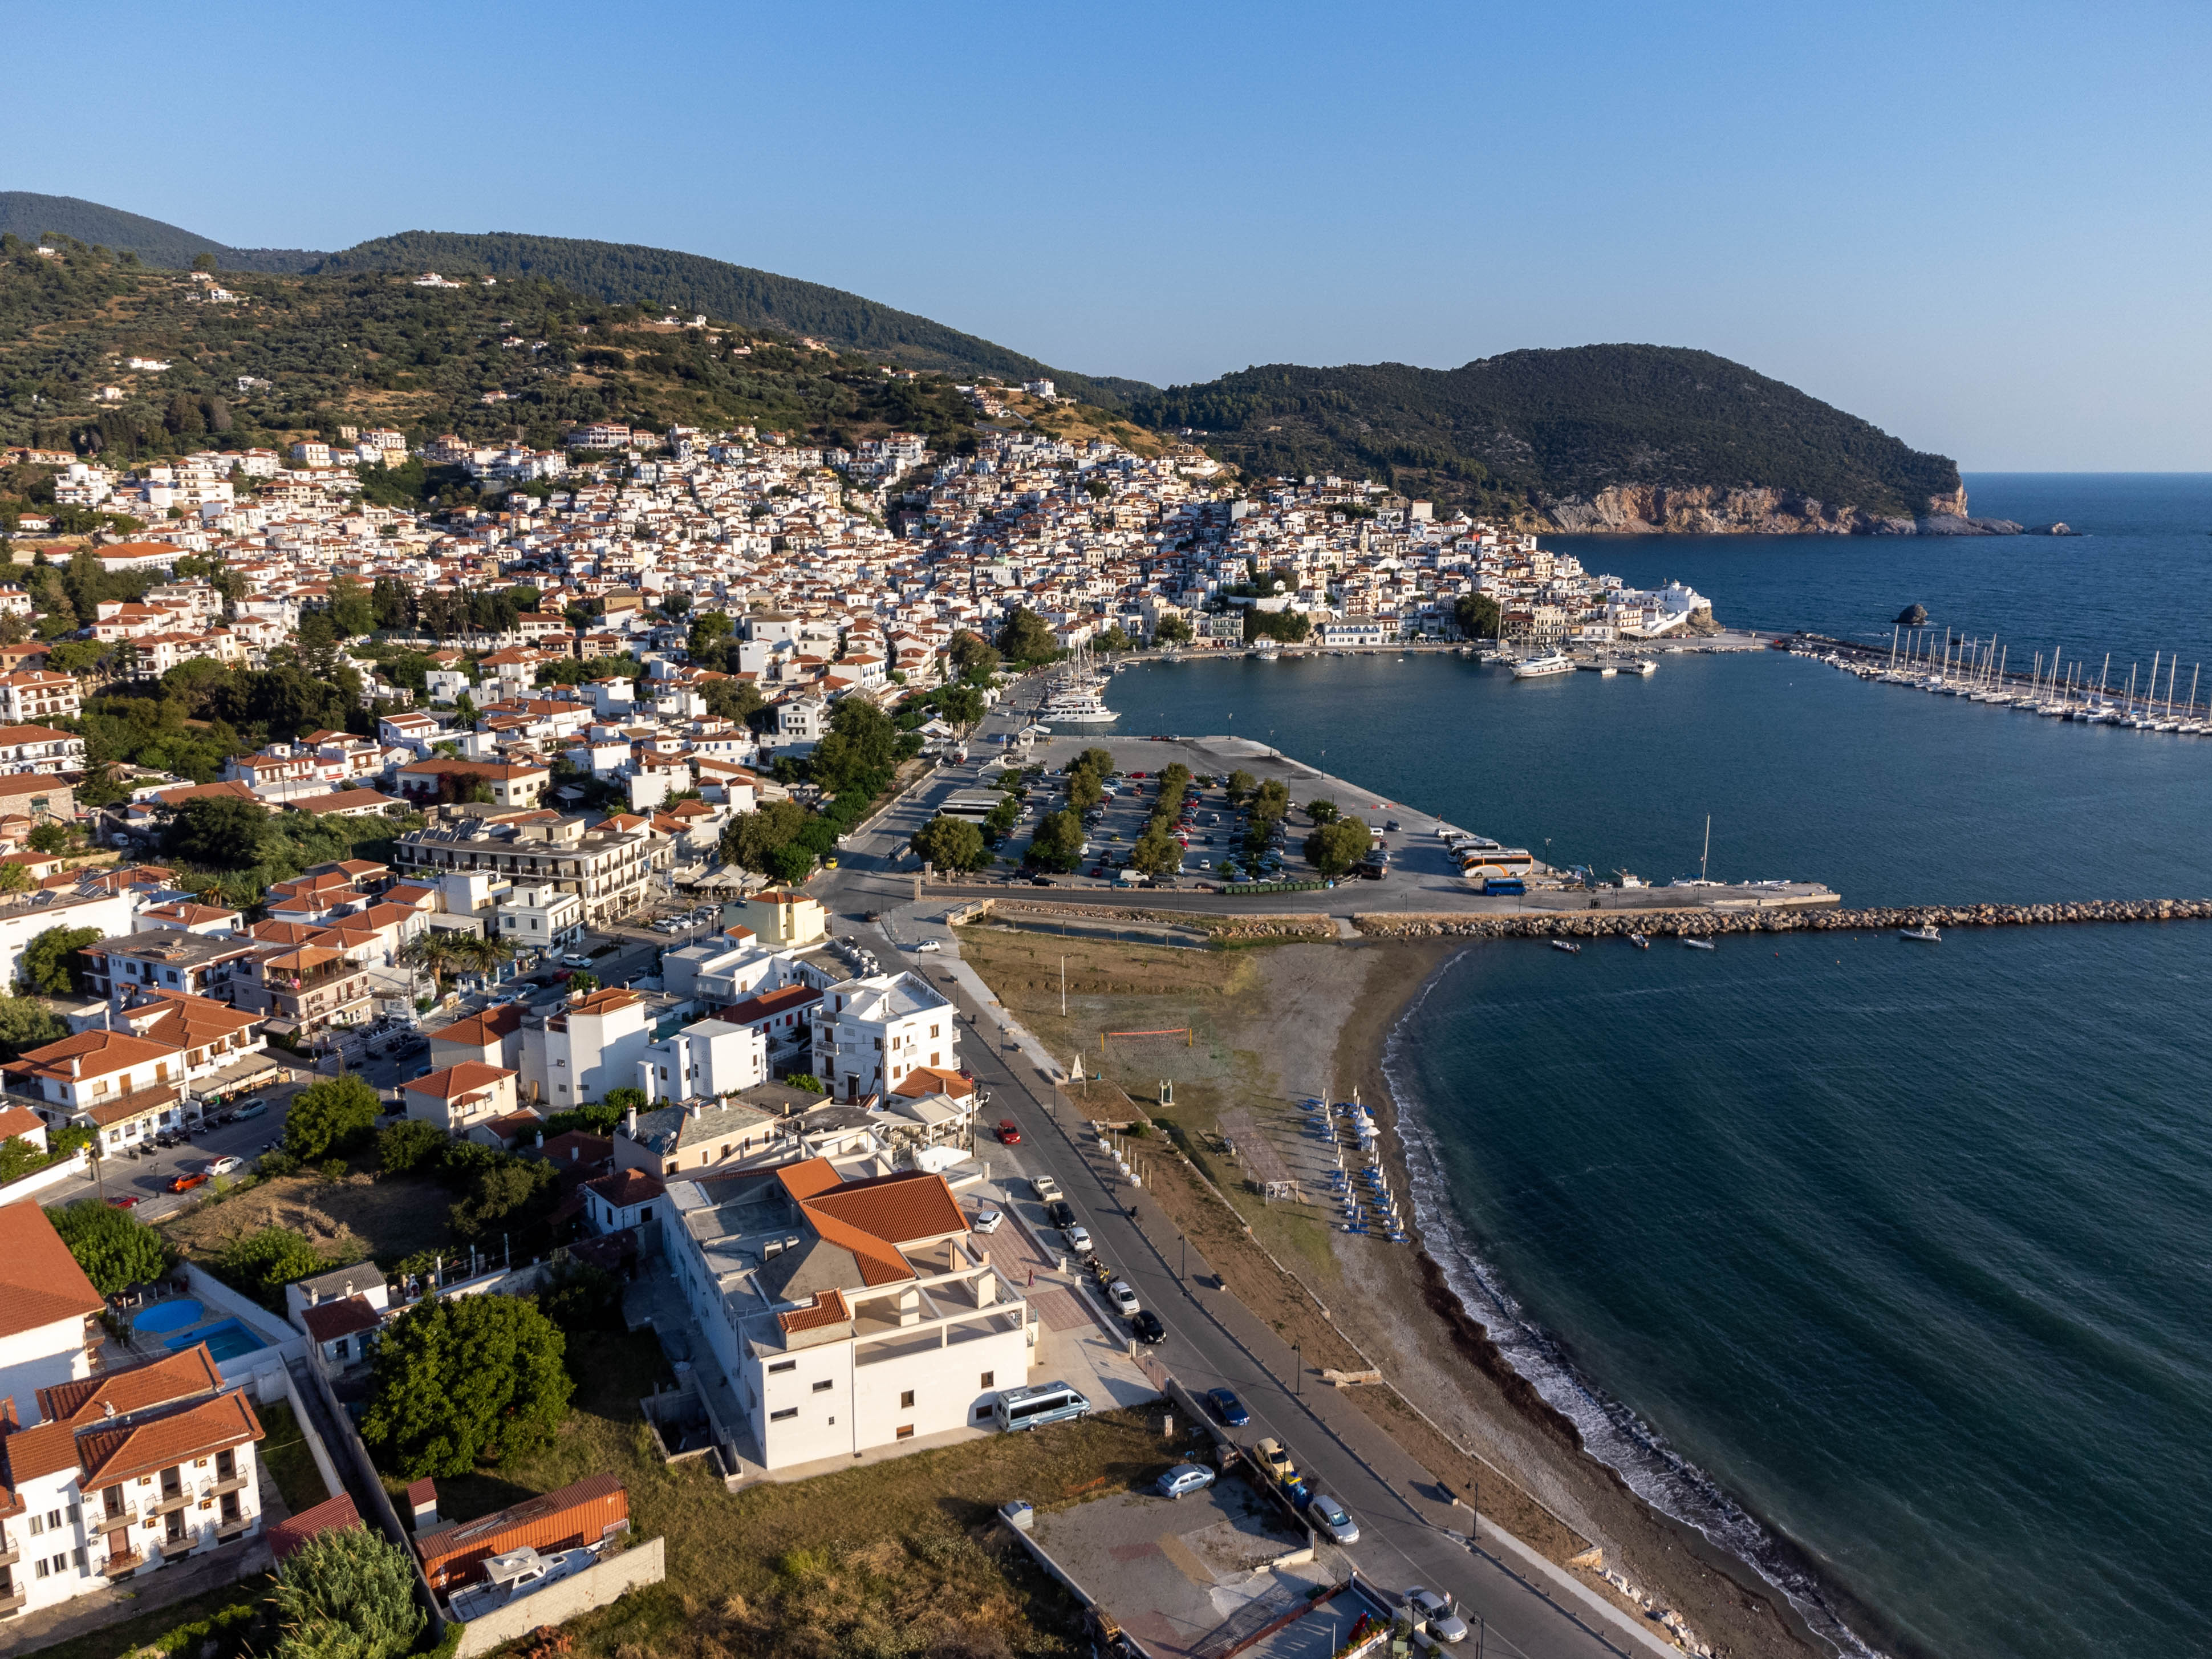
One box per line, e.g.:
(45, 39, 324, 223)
(933, 730, 1841, 917)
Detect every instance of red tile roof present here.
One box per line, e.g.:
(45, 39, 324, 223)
(74, 1387, 263, 1488)
(38, 1344, 223, 1426)
(269, 1492, 362, 1561)
(404, 1062, 514, 1101)
(776, 1288, 850, 1333)
(302, 1296, 383, 1344)
(0, 1203, 104, 1340)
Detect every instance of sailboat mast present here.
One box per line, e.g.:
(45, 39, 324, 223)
(1701, 815, 1711, 883)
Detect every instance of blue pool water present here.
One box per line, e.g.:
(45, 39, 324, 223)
(168, 1317, 266, 1363)
(131, 1299, 204, 1334)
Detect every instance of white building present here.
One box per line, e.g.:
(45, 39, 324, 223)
(518, 986, 654, 1109)
(0, 1345, 265, 1616)
(660, 1158, 1032, 1471)
(494, 881, 585, 954)
(810, 972, 959, 1104)
(0, 1206, 102, 1426)
(635, 1017, 770, 1107)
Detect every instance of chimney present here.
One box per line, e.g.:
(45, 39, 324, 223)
(535, 1130, 544, 1149)
(570, 1142, 580, 1163)
(626, 1104, 638, 1138)
(407, 1478, 440, 1532)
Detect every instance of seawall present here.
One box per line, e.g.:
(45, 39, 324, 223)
(1355, 897, 2212, 938)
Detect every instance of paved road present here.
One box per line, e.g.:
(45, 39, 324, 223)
(795, 678, 1669, 1659)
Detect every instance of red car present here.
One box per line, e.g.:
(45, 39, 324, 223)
(168, 1170, 209, 1194)
(996, 1119, 1022, 1145)
(107, 1194, 141, 1210)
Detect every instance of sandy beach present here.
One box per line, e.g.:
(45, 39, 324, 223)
(959, 919, 1840, 1659)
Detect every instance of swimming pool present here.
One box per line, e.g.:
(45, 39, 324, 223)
(132, 1299, 204, 1335)
(167, 1317, 266, 1363)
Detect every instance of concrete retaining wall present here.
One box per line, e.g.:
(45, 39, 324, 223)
(452, 1536, 666, 1658)
(181, 1262, 303, 1344)
(274, 1364, 344, 1502)
(0, 1147, 88, 1207)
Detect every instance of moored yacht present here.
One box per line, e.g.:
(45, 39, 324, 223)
(1511, 651, 1576, 680)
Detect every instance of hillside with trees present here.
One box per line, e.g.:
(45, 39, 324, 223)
(0, 237, 986, 467)
(1130, 346, 1964, 521)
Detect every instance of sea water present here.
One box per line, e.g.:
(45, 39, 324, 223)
(1098, 476, 2212, 1659)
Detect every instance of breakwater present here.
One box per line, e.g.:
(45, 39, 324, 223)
(1356, 897, 2212, 938)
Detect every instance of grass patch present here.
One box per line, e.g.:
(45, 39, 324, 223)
(385, 1329, 1184, 1658)
(254, 1395, 334, 1515)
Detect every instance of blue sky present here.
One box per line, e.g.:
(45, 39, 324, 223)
(6, 1, 2206, 469)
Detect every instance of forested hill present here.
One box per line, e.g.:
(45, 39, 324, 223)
(0, 194, 1147, 404)
(1130, 346, 1965, 522)
(301, 232, 1152, 407)
(0, 190, 319, 274)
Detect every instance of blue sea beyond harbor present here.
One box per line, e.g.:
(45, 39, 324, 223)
(1099, 474, 2212, 1659)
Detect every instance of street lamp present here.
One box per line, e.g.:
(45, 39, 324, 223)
(1292, 1342, 1301, 1397)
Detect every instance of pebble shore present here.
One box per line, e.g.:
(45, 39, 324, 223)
(1355, 897, 2212, 938)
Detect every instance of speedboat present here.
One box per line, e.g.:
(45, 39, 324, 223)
(1898, 924, 1942, 943)
(1549, 939, 1581, 954)
(1627, 932, 1650, 950)
(1682, 936, 1715, 951)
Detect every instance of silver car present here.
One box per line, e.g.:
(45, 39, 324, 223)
(1309, 1492, 1359, 1544)
(1405, 1588, 1467, 1644)
(1156, 1463, 1216, 1500)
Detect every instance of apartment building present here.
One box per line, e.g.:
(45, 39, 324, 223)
(390, 814, 668, 927)
(660, 1158, 1031, 1471)
(0, 1206, 103, 1426)
(810, 972, 959, 1104)
(635, 1017, 770, 1109)
(518, 986, 654, 1107)
(403, 1063, 520, 1135)
(393, 758, 548, 810)
(0, 1345, 265, 1617)
(0, 726, 86, 776)
(0, 671, 79, 725)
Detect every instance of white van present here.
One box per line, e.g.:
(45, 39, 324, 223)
(992, 1382, 1092, 1432)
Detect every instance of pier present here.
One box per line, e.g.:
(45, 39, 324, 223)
(1780, 630, 2212, 732)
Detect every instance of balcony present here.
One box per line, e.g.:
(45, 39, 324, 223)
(151, 1489, 193, 1515)
(0, 1588, 25, 1613)
(0, 1539, 17, 1567)
(102, 1550, 144, 1577)
(204, 1474, 249, 1497)
(215, 1515, 254, 1540)
(99, 1508, 139, 1531)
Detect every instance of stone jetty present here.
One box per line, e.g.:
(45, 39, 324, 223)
(1355, 898, 2212, 940)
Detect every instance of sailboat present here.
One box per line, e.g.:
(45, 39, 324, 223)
(1668, 816, 1719, 887)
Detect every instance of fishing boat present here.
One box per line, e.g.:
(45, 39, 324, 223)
(1627, 932, 1650, 950)
(1898, 924, 1942, 943)
(1629, 658, 1657, 676)
(1549, 939, 1581, 954)
(1510, 651, 1576, 680)
(1682, 936, 1715, 951)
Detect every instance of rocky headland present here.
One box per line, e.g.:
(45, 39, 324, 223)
(1539, 481, 2027, 536)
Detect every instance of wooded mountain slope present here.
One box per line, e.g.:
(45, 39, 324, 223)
(1131, 347, 1963, 519)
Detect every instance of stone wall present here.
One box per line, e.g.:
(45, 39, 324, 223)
(452, 1536, 666, 1659)
(1355, 897, 2212, 940)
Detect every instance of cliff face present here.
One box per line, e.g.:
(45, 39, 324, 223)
(1539, 482, 2018, 536)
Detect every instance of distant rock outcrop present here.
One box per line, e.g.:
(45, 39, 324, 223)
(1896, 604, 1928, 626)
(1539, 483, 2022, 537)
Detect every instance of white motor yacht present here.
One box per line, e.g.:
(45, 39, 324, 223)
(1511, 651, 1576, 680)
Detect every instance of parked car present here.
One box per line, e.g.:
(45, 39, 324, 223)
(559, 951, 596, 968)
(914, 939, 942, 953)
(1062, 1224, 1094, 1255)
(1046, 1200, 1076, 1230)
(107, 1194, 141, 1210)
(235, 1100, 269, 1120)
(1203, 1387, 1250, 1427)
(1404, 1589, 1467, 1645)
(1130, 1309, 1166, 1344)
(972, 1208, 1004, 1234)
(1255, 1438, 1296, 1482)
(1309, 1492, 1360, 1544)
(168, 1170, 209, 1194)
(996, 1119, 1022, 1145)
(1110, 1280, 1140, 1316)
(1028, 875, 1053, 887)
(1156, 1463, 1216, 1500)
(204, 1155, 244, 1178)
(1032, 1174, 1063, 1203)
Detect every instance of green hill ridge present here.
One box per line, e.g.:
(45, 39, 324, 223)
(1, 190, 1972, 531)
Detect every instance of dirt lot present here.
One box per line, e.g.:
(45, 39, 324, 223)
(427, 1330, 1192, 1659)
(160, 1170, 460, 1269)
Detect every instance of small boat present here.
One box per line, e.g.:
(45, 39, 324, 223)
(1549, 939, 1581, 954)
(1898, 924, 1942, 943)
(1627, 932, 1650, 950)
(1682, 936, 1715, 951)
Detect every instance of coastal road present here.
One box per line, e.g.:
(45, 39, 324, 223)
(944, 985, 1667, 1659)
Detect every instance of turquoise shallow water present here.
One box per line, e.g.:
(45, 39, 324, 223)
(1099, 477, 2212, 1659)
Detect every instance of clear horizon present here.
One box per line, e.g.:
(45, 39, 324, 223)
(5, 1, 2206, 473)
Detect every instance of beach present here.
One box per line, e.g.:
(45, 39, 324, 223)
(956, 921, 1835, 1659)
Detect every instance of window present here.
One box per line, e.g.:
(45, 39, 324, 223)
(769, 1407, 797, 1422)
(811, 1379, 833, 1393)
(931, 1024, 940, 1039)
(895, 1425, 915, 1441)
(900, 1389, 915, 1409)
(975, 1404, 995, 1421)
(980, 1372, 995, 1389)
(768, 1360, 795, 1374)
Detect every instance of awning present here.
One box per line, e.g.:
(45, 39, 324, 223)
(193, 1052, 283, 1098)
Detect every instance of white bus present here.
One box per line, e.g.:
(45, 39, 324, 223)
(939, 790, 1008, 824)
(992, 1381, 1092, 1432)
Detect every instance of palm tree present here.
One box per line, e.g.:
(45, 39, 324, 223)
(399, 931, 466, 992)
(446, 932, 517, 987)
